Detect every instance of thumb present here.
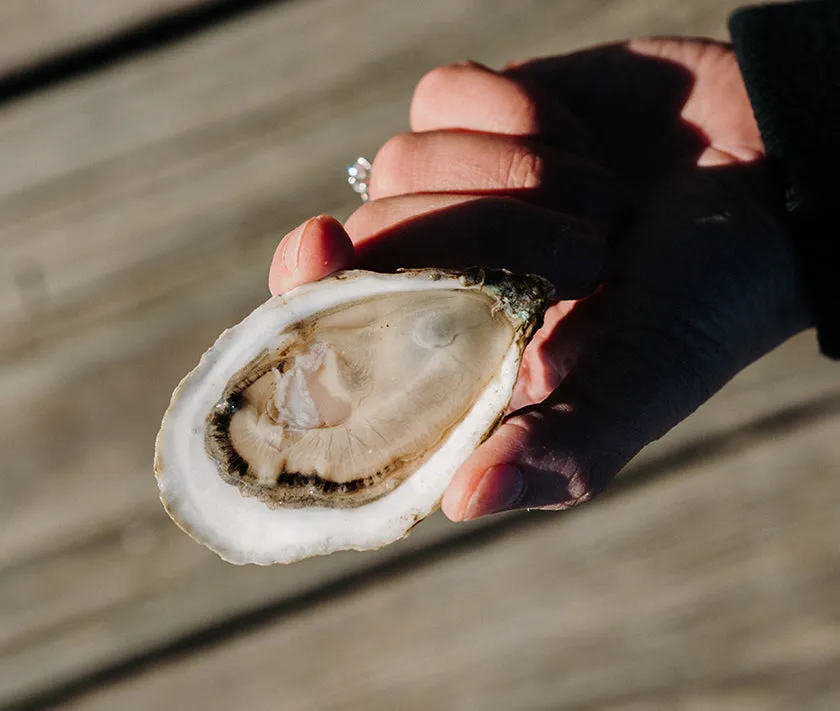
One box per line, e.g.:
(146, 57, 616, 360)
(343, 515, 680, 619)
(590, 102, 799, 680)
(269, 215, 355, 295)
(441, 304, 751, 521)
(441, 403, 626, 522)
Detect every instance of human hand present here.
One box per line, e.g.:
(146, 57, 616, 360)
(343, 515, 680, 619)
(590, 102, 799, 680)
(269, 39, 812, 521)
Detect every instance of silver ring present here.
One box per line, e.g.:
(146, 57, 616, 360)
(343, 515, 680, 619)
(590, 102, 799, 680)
(347, 156, 371, 202)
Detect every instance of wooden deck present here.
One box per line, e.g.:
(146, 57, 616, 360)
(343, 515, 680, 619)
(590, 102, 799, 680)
(1, 1, 838, 709)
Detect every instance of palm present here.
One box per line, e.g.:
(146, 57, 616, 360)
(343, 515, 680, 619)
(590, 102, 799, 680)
(501, 38, 808, 494)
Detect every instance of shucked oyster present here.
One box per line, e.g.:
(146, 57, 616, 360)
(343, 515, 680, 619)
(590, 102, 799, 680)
(155, 268, 552, 564)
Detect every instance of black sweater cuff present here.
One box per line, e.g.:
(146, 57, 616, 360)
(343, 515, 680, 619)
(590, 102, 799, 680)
(729, 1, 840, 359)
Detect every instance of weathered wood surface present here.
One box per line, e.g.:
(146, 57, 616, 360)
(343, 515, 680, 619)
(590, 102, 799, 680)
(3, 334, 838, 710)
(0, 1, 199, 76)
(1, 0, 837, 708)
(65, 411, 840, 711)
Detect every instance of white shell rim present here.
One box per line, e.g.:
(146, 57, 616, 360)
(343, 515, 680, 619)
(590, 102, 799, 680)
(154, 270, 532, 565)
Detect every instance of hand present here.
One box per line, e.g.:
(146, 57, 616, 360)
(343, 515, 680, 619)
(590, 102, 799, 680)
(268, 39, 812, 521)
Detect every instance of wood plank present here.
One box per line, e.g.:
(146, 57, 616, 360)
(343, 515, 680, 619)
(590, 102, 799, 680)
(0, 1, 200, 76)
(1, 0, 827, 706)
(2, 336, 835, 709)
(63, 409, 840, 711)
(0, 0, 744, 358)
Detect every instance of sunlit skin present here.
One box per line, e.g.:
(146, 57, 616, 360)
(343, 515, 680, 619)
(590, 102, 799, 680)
(269, 39, 811, 522)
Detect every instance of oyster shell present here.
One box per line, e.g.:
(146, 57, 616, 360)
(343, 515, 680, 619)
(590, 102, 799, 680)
(155, 268, 552, 564)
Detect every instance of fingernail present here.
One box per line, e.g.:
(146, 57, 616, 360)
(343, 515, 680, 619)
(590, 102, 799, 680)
(462, 464, 525, 520)
(281, 218, 316, 272)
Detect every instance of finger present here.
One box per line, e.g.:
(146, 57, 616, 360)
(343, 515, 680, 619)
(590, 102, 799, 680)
(442, 288, 748, 521)
(441, 397, 629, 522)
(345, 194, 605, 299)
(368, 131, 624, 232)
(410, 61, 589, 148)
(371, 131, 540, 197)
(268, 215, 354, 295)
(503, 39, 760, 160)
(500, 42, 721, 180)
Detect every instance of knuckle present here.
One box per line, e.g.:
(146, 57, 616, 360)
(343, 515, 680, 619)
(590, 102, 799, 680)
(564, 458, 611, 506)
(371, 132, 419, 197)
(343, 201, 381, 240)
(551, 442, 615, 507)
(500, 85, 541, 134)
(411, 63, 470, 114)
(499, 143, 543, 189)
(511, 409, 615, 510)
(412, 62, 542, 135)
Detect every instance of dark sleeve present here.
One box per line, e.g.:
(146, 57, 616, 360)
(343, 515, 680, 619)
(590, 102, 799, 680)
(729, 0, 840, 359)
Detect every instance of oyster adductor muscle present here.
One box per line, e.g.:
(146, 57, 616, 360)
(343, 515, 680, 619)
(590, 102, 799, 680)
(155, 268, 552, 564)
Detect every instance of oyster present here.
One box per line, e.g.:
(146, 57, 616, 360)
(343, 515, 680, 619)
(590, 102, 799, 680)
(155, 268, 552, 565)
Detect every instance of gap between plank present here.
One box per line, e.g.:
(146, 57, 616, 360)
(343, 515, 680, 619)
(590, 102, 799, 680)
(0, 0, 291, 106)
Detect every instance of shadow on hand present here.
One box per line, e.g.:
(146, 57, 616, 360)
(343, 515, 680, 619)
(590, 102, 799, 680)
(506, 43, 711, 187)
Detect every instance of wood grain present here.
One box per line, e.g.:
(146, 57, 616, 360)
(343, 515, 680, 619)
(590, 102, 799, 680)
(0, 0, 743, 360)
(2, 334, 835, 708)
(0, 1, 202, 76)
(64, 411, 840, 711)
(2, 0, 830, 707)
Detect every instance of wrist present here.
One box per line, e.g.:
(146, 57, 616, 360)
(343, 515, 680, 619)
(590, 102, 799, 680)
(731, 0, 840, 357)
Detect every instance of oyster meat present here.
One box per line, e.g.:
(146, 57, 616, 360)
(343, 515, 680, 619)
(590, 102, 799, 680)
(155, 268, 552, 564)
